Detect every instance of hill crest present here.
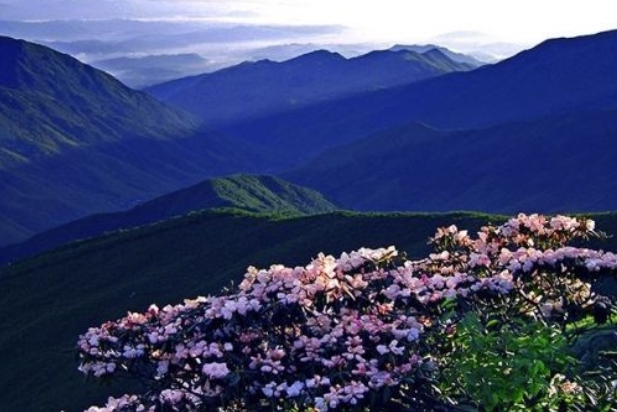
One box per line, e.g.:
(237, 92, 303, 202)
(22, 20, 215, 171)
(0, 174, 338, 265)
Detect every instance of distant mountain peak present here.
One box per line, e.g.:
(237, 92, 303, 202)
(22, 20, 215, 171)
(420, 47, 456, 62)
(390, 43, 438, 52)
(389, 43, 486, 66)
(422, 47, 447, 56)
(286, 49, 346, 63)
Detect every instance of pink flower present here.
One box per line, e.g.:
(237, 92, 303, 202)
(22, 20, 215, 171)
(202, 362, 230, 379)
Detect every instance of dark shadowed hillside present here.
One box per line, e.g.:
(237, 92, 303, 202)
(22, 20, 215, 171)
(285, 107, 617, 212)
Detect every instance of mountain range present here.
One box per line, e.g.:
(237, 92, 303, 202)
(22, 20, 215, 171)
(146, 47, 477, 127)
(0, 35, 484, 248)
(4, 30, 617, 246)
(219, 30, 617, 163)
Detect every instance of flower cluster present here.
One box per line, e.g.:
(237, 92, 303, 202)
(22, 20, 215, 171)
(77, 214, 616, 411)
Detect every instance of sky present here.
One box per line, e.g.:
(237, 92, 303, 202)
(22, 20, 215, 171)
(1, 0, 616, 84)
(2, 0, 616, 43)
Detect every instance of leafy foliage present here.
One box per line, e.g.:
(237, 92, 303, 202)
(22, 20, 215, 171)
(442, 314, 576, 411)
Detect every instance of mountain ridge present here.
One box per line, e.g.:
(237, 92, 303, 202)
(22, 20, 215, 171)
(0, 174, 338, 265)
(145, 46, 475, 127)
(284, 106, 617, 212)
(220, 29, 617, 165)
(0, 35, 198, 167)
(389, 43, 487, 66)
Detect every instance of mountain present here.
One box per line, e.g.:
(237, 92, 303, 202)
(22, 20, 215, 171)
(249, 43, 367, 62)
(0, 35, 196, 169)
(222, 29, 617, 164)
(0, 36, 265, 247)
(286, 107, 617, 212)
(0, 209, 502, 412)
(145, 48, 475, 127)
(389, 43, 487, 66)
(90, 53, 214, 88)
(0, 174, 338, 265)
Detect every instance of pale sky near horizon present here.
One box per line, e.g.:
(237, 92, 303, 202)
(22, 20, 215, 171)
(3, 0, 617, 43)
(188, 0, 617, 45)
(1, 0, 617, 62)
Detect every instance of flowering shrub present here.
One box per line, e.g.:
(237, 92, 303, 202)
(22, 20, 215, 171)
(77, 214, 617, 411)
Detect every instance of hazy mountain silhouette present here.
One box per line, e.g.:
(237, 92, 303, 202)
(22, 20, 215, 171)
(223, 30, 617, 164)
(389, 44, 487, 66)
(146, 48, 475, 127)
(91, 53, 214, 88)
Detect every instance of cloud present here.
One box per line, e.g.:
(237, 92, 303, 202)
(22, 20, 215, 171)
(1, 18, 344, 66)
(221, 10, 258, 18)
(3, 0, 615, 46)
(429, 31, 526, 59)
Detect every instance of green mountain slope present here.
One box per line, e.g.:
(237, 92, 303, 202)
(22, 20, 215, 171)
(0, 35, 196, 169)
(0, 174, 338, 265)
(0, 36, 267, 246)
